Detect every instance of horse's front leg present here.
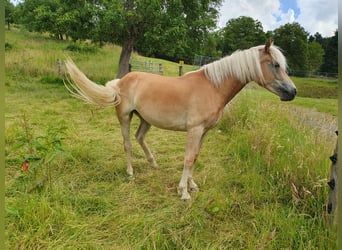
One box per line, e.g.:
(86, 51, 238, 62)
(178, 127, 205, 200)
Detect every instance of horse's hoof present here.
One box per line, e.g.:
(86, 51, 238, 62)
(151, 163, 158, 169)
(126, 168, 133, 176)
(180, 192, 191, 201)
(189, 180, 199, 192)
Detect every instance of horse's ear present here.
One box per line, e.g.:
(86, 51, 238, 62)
(265, 39, 273, 54)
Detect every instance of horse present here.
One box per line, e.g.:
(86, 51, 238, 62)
(64, 40, 296, 200)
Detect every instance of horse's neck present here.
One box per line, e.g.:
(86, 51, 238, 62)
(219, 77, 246, 105)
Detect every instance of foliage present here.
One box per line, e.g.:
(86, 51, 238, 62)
(5, 0, 15, 30)
(13, 113, 66, 192)
(14, 0, 222, 64)
(65, 43, 98, 54)
(9, 1, 337, 74)
(5, 42, 13, 50)
(319, 31, 338, 75)
(272, 23, 310, 75)
(221, 16, 267, 55)
(15, 0, 98, 41)
(306, 41, 325, 73)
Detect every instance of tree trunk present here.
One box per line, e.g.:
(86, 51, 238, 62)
(116, 0, 135, 79)
(116, 37, 134, 78)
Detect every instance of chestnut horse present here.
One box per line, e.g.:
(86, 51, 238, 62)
(65, 40, 296, 200)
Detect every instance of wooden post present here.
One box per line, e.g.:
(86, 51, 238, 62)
(57, 59, 62, 76)
(159, 63, 163, 75)
(179, 60, 184, 76)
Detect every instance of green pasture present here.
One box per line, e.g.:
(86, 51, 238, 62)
(5, 29, 337, 249)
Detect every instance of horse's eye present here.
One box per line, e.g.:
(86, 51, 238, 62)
(274, 63, 280, 68)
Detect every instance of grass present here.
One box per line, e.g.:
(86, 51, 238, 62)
(291, 77, 338, 99)
(5, 28, 338, 249)
(249, 86, 337, 116)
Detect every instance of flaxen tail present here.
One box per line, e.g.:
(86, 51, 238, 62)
(64, 59, 121, 107)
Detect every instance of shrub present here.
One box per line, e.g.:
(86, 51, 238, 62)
(5, 42, 13, 50)
(65, 43, 98, 54)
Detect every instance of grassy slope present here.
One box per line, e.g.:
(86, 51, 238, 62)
(5, 29, 337, 249)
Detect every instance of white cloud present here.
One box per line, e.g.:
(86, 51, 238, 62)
(297, 0, 338, 37)
(218, 0, 282, 31)
(218, 0, 337, 37)
(278, 9, 296, 25)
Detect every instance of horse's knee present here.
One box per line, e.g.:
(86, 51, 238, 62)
(184, 155, 198, 167)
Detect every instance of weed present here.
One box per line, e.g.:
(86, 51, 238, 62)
(14, 112, 66, 192)
(5, 42, 13, 50)
(39, 75, 64, 85)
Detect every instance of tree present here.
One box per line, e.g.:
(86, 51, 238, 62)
(133, 0, 222, 65)
(14, 0, 222, 75)
(5, 0, 15, 30)
(273, 23, 309, 75)
(15, 0, 99, 40)
(221, 16, 266, 55)
(319, 30, 338, 75)
(15, 0, 46, 32)
(104, 0, 222, 77)
(100, 0, 164, 78)
(181, 0, 222, 61)
(201, 31, 222, 58)
(307, 41, 324, 73)
(134, 0, 188, 62)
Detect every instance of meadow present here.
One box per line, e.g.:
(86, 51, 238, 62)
(5, 29, 338, 249)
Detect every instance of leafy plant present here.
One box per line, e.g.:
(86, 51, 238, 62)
(16, 113, 66, 191)
(5, 42, 13, 50)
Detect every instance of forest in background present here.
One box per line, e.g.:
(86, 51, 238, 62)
(5, 0, 338, 77)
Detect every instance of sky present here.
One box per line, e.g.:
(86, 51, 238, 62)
(218, 0, 338, 37)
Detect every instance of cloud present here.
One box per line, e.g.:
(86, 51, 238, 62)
(297, 0, 338, 36)
(218, 0, 337, 37)
(278, 9, 296, 25)
(218, 0, 282, 31)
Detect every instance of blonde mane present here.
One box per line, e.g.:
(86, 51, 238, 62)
(202, 45, 287, 86)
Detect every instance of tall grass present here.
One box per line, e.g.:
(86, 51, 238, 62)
(5, 29, 337, 249)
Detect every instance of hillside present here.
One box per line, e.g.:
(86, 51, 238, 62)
(5, 29, 337, 249)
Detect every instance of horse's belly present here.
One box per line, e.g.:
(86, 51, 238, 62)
(136, 108, 188, 131)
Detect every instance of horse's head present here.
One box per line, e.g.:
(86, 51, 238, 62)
(257, 40, 297, 101)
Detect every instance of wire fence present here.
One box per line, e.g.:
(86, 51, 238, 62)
(193, 54, 219, 66)
(129, 59, 163, 75)
(288, 70, 338, 79)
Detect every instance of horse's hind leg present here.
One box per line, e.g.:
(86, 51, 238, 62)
(118, 112, 134, 176)
(135, 118, 158, 168)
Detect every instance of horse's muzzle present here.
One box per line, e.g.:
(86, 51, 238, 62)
(277, 84, 297, 101)
(280, 88, 296, 101)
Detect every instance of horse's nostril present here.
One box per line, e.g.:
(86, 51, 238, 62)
(293, 88, 297, 95)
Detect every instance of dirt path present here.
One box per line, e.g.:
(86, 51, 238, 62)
(288, 105, 337, 141)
